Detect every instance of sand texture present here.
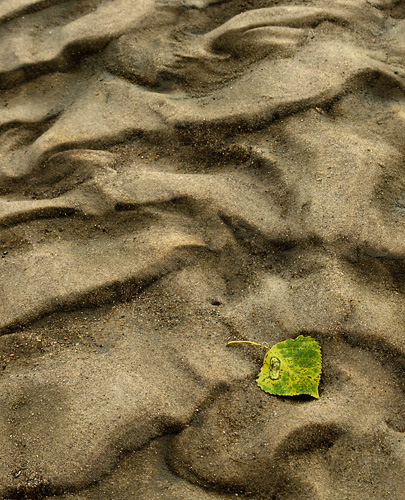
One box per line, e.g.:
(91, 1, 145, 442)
(0, 0, 404, 498)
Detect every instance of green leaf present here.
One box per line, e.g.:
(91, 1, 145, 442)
(256, 335, 322, 398)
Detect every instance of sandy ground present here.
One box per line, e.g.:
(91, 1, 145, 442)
(0, 0, 404, 498)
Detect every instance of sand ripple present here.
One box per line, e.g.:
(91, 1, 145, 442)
(0, 0, 404, 498)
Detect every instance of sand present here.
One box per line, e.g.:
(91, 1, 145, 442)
(0, 0, 404, 498)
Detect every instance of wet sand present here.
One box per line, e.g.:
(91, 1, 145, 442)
(0, 0, 404, 498)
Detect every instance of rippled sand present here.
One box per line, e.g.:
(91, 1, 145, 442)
(0, 0, 404, 498)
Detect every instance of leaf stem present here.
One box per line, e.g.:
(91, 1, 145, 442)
(227, 340, 270, 350)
